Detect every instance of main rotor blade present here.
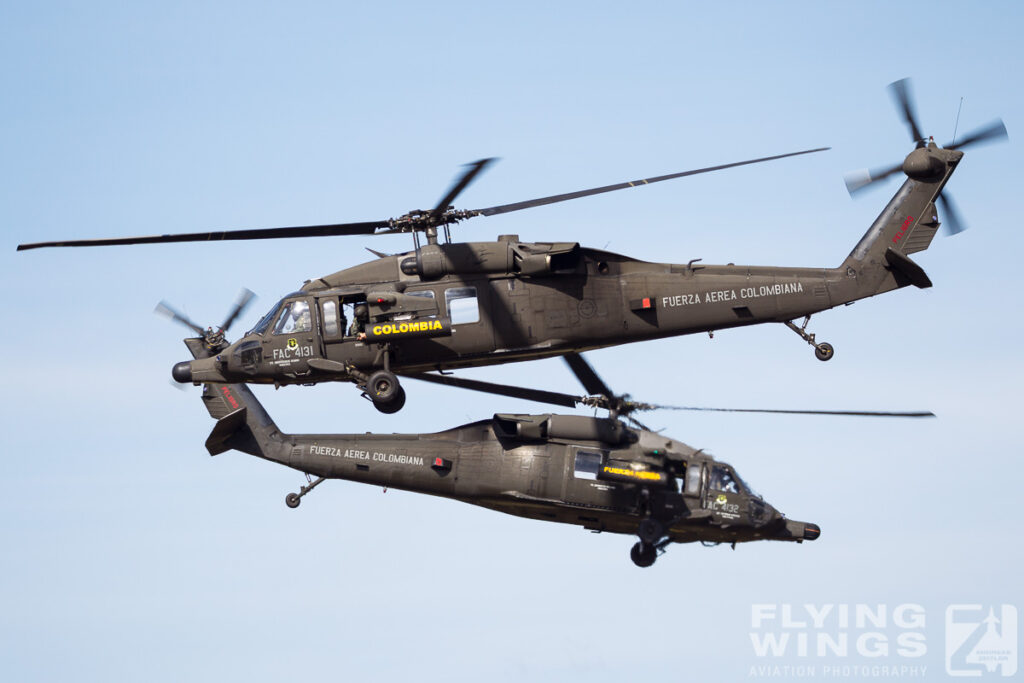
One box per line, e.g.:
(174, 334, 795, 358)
(155, 301, 205, 336)
(471, 148, 830, 218)
(405, 370, 934, 419)
(655, 406, 935, 418)
(429, 158, 496, 224)
(220, 288, 256, 333)
(945, 119, 1008, 150)
(402, 372, 581, 409)
(937, 192, 966, 235)
(16, 219, 392, 251)
(889, 78, 925, 146)
(563, 353, 615, 400)
(624, 415, 653, 432)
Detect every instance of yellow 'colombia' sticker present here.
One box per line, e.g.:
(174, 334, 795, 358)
(601, 466, 662, 481)
(371, 319, 445, 336)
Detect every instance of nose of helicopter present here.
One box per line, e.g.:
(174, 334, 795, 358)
(171, 357, 228, 384)
(172, 361, 192, 383)
(783, 519, 821, 541)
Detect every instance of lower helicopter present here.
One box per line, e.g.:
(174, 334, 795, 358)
(185, 338, 931, 567)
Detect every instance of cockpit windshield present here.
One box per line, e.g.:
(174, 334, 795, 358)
(739, 472, 761, 500)
(248, 298, 287, 336)
(273, 300, 311, 335)
(709, 464, 762, 499)
(709, 465, 741, 494)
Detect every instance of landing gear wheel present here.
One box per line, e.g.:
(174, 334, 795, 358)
(285, 492, 301, 509)
(367, 370, 400, 402)
(630, 542, 657, 568)
(366, 370, 406, 413)
(815, 342, 834, 362)
(373, 385, 406, 414)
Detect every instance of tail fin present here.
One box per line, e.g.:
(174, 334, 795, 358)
(839, 143, 962, 298)
(205, 405, 249, 455)
(199, 383, 286, 461)
(181, 337, 285, 460)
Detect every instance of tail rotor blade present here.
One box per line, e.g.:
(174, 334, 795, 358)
(220, 288, 256, 333)
(889, 78, 926, 146)
(945, 119, 1008, 150)
(155, 301, 205, 336)
(844, 162, 904, 195)
(937, 192, 967, 235)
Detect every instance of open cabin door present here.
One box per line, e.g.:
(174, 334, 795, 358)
(318, 296, 345, 350)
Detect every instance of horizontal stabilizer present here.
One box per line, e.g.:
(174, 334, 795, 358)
(884, 248, 933, 289)
(205, 407, 249, 456)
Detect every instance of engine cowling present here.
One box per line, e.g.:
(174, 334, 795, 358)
(399, 240, 581, 280)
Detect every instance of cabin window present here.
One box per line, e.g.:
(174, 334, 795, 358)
(573, 451, 602, 480)
(445, 286, 479, 325)
(321, 300, 339, 336)
(685, 463, 702, 495)
(273, 300, 312, 335)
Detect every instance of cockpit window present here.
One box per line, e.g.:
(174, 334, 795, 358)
(249, 298, 286, 336)
(710, 465, 740, 494)
(273, 300, 312, 335)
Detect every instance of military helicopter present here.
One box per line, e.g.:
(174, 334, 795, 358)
(18, 79, 1007, 415)
(181, 329, 932, 566)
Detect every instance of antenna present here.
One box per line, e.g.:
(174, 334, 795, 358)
(951, 96, 965, 147)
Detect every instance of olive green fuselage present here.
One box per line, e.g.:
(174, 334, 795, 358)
(202, 382, 817, 548)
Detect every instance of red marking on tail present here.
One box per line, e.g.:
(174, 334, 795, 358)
(892, 215, 915, 244)
(220, 386, 240, 410)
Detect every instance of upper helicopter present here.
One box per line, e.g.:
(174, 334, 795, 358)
(17, 79, 1007, 413)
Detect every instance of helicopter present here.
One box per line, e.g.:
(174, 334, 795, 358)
(182, 331, 933, 567)
(17, 79, 1007, 415)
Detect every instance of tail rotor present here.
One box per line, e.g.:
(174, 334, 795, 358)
(156, 288, 256, 351)
(844, 78, 1008, 236)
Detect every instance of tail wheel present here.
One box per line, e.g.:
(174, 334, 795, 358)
(815, 342, 834, 361)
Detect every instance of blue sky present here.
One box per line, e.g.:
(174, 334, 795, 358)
(2, 2, 1022, 680)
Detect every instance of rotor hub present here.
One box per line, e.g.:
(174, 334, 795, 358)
(204, 327, 226, 349)
(902, 146, 946, 182)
